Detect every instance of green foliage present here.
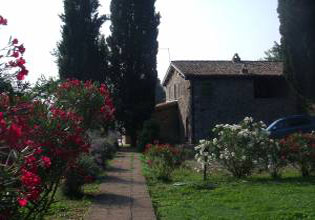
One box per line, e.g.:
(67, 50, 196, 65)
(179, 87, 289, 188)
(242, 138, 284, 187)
(144, 144, 181, 180)
(278, 0, 315, 106)
(280, 132, 315, 177)
(263, 41, 284, 61)
(143, 165, 315, 220)
(44, 177, 102, 219)
(78, 154, 101, 178)
(90, 131, 118, 168)
(137, 119, 160, 152)
(62, 154, 101, 198)
(107, 0, 160, 145)
(195, 117, 288, 179)
(196, 117, 278, 178)
(56, 0, 108, 81)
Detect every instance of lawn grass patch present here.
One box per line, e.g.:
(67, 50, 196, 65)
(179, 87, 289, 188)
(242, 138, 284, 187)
(44, 173, 105, 220)
(142, 158, 315, 220)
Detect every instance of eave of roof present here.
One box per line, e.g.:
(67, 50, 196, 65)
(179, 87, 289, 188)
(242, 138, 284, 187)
(155, 100, 178, 111)
(162, 63, 186, 86)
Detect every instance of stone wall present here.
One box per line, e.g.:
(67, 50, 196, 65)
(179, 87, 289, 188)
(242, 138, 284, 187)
(165, 70, 192, 143)
(192, 77, 296, 142)
(152, 102, 180, 143)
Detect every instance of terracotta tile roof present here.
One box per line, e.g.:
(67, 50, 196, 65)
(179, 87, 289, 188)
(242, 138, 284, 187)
(172, 60, 283, 77)
(162, 60, 283, 86)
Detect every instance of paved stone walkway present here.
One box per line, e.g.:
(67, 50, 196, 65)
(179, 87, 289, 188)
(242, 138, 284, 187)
(84, 150, 156, 220)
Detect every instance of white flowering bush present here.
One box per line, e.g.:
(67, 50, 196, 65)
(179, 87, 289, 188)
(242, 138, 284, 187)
(195, 117, 282, 178)
(195, 139, 213, 180)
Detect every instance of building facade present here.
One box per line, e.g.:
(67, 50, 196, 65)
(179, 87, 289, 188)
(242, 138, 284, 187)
(156, 58, 296, 143)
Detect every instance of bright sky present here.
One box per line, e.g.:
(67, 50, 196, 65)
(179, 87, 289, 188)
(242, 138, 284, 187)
(1, 0, 280, 84)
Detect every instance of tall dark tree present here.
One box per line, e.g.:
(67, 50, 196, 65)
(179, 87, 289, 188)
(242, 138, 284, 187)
(278, 0, 315, 110)
(107, 0, 160, 146)
(57, 0, 107, 81)
(263, 41, 284, 61)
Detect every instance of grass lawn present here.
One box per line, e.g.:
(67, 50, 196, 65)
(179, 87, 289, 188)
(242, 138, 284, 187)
(44, 174, 104, 220)
(142, 160, 315, 220)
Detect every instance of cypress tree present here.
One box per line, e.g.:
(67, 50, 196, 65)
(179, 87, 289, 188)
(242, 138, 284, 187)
(57, 0, 107, 81)
(107, 0, 160, 146)
(278, 0, 315, 109)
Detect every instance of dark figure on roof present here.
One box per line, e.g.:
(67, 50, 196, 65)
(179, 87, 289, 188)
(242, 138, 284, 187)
(232, 53, 241, 63)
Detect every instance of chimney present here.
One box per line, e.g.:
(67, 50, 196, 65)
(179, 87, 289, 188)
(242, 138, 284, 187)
(240, 63, 248, 74)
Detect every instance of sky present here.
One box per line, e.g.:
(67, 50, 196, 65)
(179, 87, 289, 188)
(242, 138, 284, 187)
(1, 0, 280, 84)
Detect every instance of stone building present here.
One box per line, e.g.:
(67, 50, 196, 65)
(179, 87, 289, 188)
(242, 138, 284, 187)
(154, 57, 296, 144)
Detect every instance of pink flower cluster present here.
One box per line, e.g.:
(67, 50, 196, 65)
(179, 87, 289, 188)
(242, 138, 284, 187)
(0, 16, 28, 80)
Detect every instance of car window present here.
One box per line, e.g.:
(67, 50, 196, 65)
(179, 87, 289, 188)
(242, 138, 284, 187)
(287, 118, 310, 127)
(273, 120, 287, 130)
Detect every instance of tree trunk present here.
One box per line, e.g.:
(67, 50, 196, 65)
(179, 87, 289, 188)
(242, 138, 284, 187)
(130, 130, 137, 149)
(203, 164, 207, 181)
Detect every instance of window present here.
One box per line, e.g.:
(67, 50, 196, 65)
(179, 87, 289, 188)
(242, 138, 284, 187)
(287, 118, 310, 127)
(254, 78, 287, 98)
(174, 84, 177, 99)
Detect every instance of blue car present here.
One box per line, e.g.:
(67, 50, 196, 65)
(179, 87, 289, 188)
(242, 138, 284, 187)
(266, 115, 315, 138)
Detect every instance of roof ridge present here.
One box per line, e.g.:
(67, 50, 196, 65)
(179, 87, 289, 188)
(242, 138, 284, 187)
(171, 60, 282, 63)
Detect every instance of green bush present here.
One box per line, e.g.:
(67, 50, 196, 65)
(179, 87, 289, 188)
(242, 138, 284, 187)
(62, 154, 101, 198)
(145, 144, 181, 180)
(196, 117, 281, 178)
(280, 132, 315, 177)
(90, 130, 118, 169)
(137, 119, 160, 152)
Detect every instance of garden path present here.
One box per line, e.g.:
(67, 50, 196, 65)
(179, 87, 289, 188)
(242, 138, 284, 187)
(84, 149, 156, 220)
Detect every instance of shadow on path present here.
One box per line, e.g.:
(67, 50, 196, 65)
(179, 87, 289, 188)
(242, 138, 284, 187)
(102, 175, 144, 185)
(84, 151, 156, 220)
(106, 166, 129, 173)
(92, 193, 133, 206)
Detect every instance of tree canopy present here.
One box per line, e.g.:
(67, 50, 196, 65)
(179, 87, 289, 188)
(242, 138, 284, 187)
(107, 0, 160, 145)
(263, 41, 284, 61)
(57, 0, 108, 81)
(278, 0, 315, 108)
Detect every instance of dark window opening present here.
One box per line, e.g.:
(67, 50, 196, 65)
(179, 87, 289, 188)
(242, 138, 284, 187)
(287, 118, 310, 127)
(254, 78, 288, 98)
(174, 84, 177, 99)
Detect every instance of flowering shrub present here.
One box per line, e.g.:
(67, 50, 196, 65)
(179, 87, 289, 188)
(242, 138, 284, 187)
(54, 79, 115, 129)
(0, 15, 115, 219)
(0, 97, 91, 219)
(194, 139, 212, 180)
(0, 84, 113, 218)
(257, 137, 287, 178)
(280, 132, 315, 177)
(62, 154, 100, 198)
(145, 143, 180, 180)
(0, 16, 28, 83)
(195, 117, 281, 178)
